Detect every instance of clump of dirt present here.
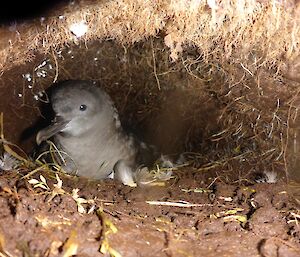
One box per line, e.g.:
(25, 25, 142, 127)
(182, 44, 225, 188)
(0, 168, 299, 257)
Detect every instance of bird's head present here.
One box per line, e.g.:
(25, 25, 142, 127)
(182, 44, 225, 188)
(36, 80, 120, 145)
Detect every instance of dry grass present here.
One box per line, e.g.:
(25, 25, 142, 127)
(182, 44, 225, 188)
(0, 0, 299, 73)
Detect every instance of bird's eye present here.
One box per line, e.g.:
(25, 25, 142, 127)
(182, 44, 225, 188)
(79, 104, 87, 111)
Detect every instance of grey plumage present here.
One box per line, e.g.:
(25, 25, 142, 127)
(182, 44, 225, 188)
(36, 80, 158, 186)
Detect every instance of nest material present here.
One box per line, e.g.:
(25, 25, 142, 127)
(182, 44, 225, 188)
(1, 0, 300, 177)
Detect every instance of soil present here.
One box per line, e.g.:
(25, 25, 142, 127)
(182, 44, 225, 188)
(0, 167, 299, 257)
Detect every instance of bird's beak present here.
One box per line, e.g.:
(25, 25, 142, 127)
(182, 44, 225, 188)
(36, 116, 69, 145)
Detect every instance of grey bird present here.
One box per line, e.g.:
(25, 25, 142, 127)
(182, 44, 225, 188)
(36, 80, 156, 186)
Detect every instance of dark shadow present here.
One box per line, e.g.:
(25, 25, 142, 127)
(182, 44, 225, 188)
(19, 88, 55, 144)
(0, 0, 68, 24)
(257, 238, 267, 257)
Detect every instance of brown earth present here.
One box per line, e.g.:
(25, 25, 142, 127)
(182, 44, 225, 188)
(0, 167, 299, 257)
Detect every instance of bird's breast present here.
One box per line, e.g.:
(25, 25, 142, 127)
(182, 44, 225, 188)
(55, 129, 137, 179)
